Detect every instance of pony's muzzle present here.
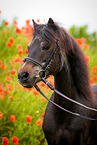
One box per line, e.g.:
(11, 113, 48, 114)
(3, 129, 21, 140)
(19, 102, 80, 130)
(18, 71, 30, 83)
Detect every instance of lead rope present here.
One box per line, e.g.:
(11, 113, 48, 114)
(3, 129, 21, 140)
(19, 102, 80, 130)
(34, 84, 97, 121)
(41, 78, 97, 112)
(34, 78, 97, 121)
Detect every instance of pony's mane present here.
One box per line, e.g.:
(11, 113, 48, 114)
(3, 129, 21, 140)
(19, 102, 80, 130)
(59, 27, 94, 101)
(34, 23, 94, 101)
(60, 27, 94, 101)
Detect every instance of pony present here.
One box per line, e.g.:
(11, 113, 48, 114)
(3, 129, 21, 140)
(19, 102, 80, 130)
(18, 18, 97, 145)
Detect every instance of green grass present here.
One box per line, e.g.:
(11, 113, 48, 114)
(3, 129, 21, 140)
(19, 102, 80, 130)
(0, 20, 97, 145)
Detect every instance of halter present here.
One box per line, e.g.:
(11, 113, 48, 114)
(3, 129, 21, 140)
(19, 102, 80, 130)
(23, 41, 97, 121)
(23, 41, 60, 73)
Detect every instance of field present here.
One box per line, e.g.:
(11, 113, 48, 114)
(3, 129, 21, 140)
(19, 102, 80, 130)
(0, 18, 97, 145)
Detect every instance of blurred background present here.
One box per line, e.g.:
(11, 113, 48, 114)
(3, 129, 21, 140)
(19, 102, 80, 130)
(0, 0, 97, 32)
(0, 0, 97, 144)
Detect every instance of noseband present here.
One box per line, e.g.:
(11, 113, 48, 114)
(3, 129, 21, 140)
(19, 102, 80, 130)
(23, 40, 97, 121)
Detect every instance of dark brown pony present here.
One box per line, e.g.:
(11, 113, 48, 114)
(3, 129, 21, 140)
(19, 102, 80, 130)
(18, 18, 97, 145)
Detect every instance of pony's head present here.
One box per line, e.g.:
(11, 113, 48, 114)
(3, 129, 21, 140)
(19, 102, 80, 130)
(18, 18, 64, 88)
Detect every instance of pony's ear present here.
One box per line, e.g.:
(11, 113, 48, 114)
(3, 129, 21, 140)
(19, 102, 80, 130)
(47, 18, 57, 30)
(32, 19, 38, 29)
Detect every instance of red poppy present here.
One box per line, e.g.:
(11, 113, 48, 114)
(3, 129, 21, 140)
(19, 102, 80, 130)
(0, 91, 4, 99)
(0, 64, 5, 70)
(4, 90, 10, 95)
(25, 48, 28, 55)
(81, 37, 86, 43)
(2, 137, 9, 145)
(9, 38, 15, 44)
(76, 38, 83, 46)
(18, 49, 23, 55)
(90, 78, 95, 84)
(92, 66, 97, 71)
(26, 20, 30, 25)
(8, 130, 12, 134)
(17, 36, 22, 40)
(37, 19, 40, 23)
(5, 76, 12, 82)
(3, 30, 7, 34)
(91, 70, 96, 75)
(6, 42, 13, 47)
(94, 76, 97, 80)
(11, 69, 16, 76)
(0, 10, 1, 14)
(6, 83, 12, 91)
(41, 112, 45, 118)
(4, 21, 9, 26)
(0, 82, 3, 86)
(14, 20, 17, 26)
(14, 57, 23, 64)
(83, 44, 89, 49)
(0, 85, 4, 92)
(12, 136, 19, 145)
(41, 97, 46, 101)
(17, 44, 22, 49)
(85, 56, 90, 63)
(9, 96, 13, 100)
(15, 27, 21, 34)
(36, 119, 42, 127)
(10, 115, 15, 122)
(0, 111, 3, 119)
(47, 75, 54, 86)
(26, 115, 32, 123)
(32, 87, 40, 96)
(0, 64, 6, 70)
(0, 60, 2, 63)
(39, 82, 46, 87)
(14, 85, 18, 90)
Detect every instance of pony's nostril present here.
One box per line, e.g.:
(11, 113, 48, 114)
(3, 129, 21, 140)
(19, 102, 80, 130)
(18, 72, 29, 83)
(22, 72, 29, 81)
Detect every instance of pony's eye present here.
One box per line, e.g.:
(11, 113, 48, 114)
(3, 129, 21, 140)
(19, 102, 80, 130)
(42, 46, 50, 50)
(41, 42, 50, 50)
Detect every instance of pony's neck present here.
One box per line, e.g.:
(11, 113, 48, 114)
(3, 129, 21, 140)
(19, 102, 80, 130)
(53, 30, 94, 112)
(54, 66, 77, 109)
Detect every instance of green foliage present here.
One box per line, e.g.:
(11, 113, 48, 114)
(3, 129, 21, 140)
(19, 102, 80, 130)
(0, 21, 48, 144)
(69, 25, 97, 49)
